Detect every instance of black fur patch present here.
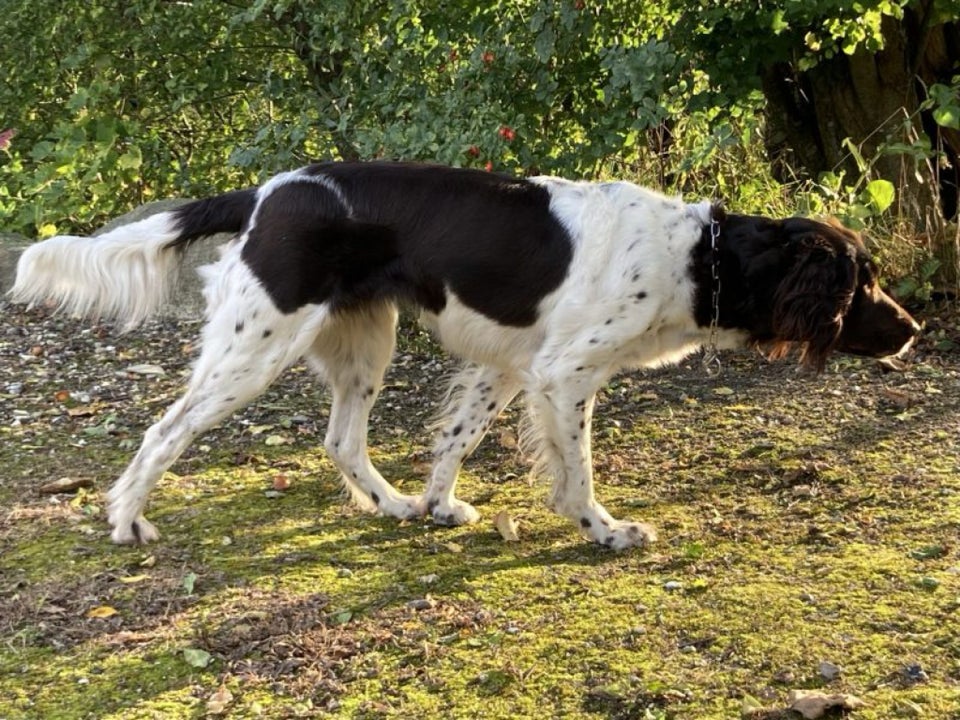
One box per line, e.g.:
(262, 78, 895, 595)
(167, 188, 258, 248)
(241, 163, 573, 325)
(691, 212, 807, 342)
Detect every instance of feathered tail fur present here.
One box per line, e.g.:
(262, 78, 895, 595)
(9, 189, 256, 329)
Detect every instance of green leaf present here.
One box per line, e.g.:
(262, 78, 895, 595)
(842, 138, 868, 173)
(117, 146, 142, 170)
(862, 179, 895, 213)
(770, 10, 789, 34)
(534, 28, 554, 62)
(182, 571, 197, 595)
(932, 105, 960, 130)
(182, 647, 213, 668)
(910, 545, 946, 560)
(330, 610, 353, 625)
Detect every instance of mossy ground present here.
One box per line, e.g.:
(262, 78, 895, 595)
(1, 302, 958, 719)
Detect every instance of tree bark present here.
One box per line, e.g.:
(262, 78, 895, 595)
(761, 4, 959, 231)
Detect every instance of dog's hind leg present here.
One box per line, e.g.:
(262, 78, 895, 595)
(306, 303, 425, 520)
(424, 366, 521, 525)
(107, 257, 331, 543)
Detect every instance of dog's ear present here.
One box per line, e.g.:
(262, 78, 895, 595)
(771, 233, 857, 371)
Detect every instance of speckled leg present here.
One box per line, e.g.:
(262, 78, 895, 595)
(423, 366, 521, 525)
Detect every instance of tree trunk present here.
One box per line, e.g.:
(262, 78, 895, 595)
(760, 2, 959, 285)
(763, 8, 960, 222)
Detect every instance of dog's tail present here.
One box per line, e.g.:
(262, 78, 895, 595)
(9, 188, 257, 328)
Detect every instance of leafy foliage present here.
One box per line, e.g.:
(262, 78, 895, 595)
(1, 0, 957, 243)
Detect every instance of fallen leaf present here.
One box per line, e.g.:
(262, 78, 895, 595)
(330, 610, 353, 625)
(39, 604, 68, 615)
(740, 693, 765, 716)
(54, 389, 70, 402)
(66, 405, 97, 417)
(125, 363, 166, 376)
(787, 689, 866, 719)
(182, 647, 212, 668)
(206, 685, 234, 715)
(713, 386, 735, 396)
(248, 424, 273, 436)
(894, 698, 924, 716)
(493, 510, 520, 542)
(498, 428, 519, 450)
(272, 474, 290, 490)
(86, 605, 118, 619)
(38, 477, 94, 494)
(880, 387, 913, 408)
(264, 434, 290, 446)
(118, 574, 151, 584)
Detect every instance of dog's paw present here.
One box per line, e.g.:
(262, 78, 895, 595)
(593, 520, 657, 551)
(110, 515, 160, 545)
(427, 497, 481, 526)
(377, 493, 427, 521)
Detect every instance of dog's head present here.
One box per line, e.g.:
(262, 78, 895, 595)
(765, 218, 920, 370)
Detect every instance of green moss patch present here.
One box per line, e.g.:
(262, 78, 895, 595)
(2, 304, 959, 718)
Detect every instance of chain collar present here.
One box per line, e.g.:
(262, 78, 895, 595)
(701, 216, 722, 376)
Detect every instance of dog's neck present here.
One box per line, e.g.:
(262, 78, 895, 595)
(691, 211, 799, 344)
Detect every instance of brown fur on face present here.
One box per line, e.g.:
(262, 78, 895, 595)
(745, 218, 918, 371)
(769, 231, 857, 370)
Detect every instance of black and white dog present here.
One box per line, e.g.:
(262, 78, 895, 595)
(11, 162, 920, 549)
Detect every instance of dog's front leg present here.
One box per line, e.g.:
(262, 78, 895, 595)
(527, 370, 657, 550)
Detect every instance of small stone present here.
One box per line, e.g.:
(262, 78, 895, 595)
(818, 660, 842, 681)
(663, 580, 683, 591)
(406, 598, 435, 611)
(417, 573, 439, 585)
(773, 669, 796, 684)
(336, 568, 354, 578)
(902, 663, 929, 684)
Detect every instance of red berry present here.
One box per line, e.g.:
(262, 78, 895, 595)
(482, 51, 495, 64)
(467, 145, 480, 157)
(498, 126, 515, 141)
(485, 161, 494, 172)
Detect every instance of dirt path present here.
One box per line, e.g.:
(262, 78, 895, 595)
(1, 301, 958, 719)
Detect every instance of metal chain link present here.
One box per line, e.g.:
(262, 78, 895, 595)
(702, 218, 722, 376)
